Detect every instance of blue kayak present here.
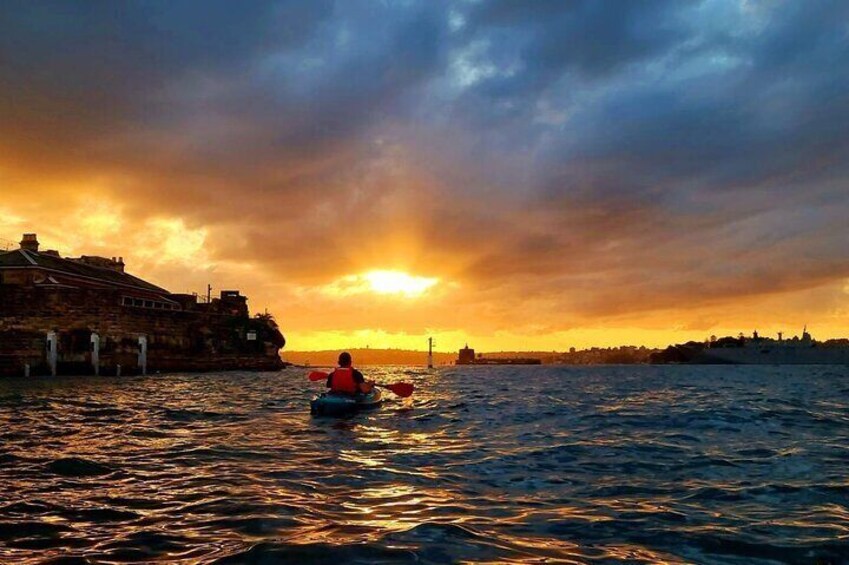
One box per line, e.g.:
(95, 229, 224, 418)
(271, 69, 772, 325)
(310, 388, 383, 416)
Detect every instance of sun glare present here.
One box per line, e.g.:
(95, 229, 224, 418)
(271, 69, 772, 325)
(364, 270, 438, 296)
(322, 270, 439, 298)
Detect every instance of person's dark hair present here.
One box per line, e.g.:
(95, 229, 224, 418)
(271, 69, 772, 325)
(338, 351, 352, 367)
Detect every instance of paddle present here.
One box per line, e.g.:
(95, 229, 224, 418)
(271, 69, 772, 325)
(376, 382, 415, 398)
(306, 370, 415, 398)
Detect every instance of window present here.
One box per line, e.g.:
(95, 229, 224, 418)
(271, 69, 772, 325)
(122, 295, 179, 311)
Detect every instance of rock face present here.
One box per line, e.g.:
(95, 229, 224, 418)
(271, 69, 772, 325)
(0, 235, 285, 376)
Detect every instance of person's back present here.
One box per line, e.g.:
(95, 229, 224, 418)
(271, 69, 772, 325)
(327, 352, 368, 395)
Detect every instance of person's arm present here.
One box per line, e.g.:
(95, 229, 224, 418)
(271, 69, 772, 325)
(326, 370, 334, 389)
(353, 369, 365, 392)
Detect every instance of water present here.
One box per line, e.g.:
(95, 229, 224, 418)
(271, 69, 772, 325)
(1, 365, 848, 564)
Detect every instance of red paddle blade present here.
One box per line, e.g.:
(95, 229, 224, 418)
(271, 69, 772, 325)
(384, 382, 414, 398)
(308, 371, 329, 382)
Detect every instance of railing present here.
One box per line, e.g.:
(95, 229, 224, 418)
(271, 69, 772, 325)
(189, 291, 213, 304)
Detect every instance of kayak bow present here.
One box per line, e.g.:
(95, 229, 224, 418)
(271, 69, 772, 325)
(310, 388, 383, 416)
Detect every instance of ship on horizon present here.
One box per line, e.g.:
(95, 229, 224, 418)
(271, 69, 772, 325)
(655, 328, 849, 365)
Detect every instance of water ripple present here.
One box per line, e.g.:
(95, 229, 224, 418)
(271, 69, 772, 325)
(0, 366, 848, 563)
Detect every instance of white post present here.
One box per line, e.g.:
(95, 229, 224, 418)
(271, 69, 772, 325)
(24, 363, 30, 378)
(90, 332, 100, 376)
(116, 364, 121, 377)
(46, 331, 57, 376)
(138, 335, 147, 376)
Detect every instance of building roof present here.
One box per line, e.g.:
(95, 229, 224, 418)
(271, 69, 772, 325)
(0, 250, 32, 268)
(0, 248, 170, 295)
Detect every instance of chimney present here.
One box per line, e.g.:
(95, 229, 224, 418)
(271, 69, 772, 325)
(116, 257, 125, 273)
(20, 233, 39, 253)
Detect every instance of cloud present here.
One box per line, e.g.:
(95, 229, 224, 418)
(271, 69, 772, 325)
(135, 218, 210, 268)
(2, 0, 849, 348)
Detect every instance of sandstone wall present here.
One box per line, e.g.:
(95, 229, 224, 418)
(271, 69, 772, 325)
(0, 287, 283, 376)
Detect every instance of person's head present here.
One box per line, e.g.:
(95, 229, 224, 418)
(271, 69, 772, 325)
(338, 351, 352, 367)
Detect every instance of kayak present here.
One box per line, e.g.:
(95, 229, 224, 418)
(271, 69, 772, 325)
(310, 388, 383, 416)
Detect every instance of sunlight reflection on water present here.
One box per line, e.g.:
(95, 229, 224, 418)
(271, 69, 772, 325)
(0, 365, 848, 563)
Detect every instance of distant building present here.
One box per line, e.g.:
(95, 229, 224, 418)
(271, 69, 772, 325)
(457, 344, 476, 365)
(0, 233, 285, 376)
(456, 343, 541, 365)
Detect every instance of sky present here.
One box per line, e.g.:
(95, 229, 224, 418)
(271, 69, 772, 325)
(2, 0, 849, 352)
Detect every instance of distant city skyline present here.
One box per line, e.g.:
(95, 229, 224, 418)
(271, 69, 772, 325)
(2, 1, 848, 351)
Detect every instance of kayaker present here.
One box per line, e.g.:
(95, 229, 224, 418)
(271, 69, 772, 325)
(326, 352, 371, 395)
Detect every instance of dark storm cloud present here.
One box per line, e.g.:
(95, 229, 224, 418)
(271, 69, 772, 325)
(1, 0, 848, 325)
(0, 0, 333, 177)
(0, 0, 446, 178)
(541, 1, 849, 193)
(469, 0, 690, 81)
(0, 1, 332, 87)
(434, 0, 849, 312)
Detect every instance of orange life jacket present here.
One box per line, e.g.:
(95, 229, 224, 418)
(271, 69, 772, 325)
(330, 367, 358, 394)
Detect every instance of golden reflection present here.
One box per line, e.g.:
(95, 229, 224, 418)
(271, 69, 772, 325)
(602, 545, 690, 564)
(279, 484, 470, 545)
(339, 449, 384, 468)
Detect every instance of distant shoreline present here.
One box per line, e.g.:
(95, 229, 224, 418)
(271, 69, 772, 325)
(283, 346, 658, 366)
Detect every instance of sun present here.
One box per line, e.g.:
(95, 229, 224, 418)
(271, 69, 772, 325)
(362, 270, 439, 297)
(322, 270, 439, 298)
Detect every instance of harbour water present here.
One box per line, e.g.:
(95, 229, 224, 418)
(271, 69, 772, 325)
(1, 365, 848, 563)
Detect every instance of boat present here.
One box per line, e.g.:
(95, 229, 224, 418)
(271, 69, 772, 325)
(310, 388, 383, 416)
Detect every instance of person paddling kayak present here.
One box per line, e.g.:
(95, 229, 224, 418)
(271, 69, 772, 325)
(326, 352, 373, 395)
(308, 361, 415, 415)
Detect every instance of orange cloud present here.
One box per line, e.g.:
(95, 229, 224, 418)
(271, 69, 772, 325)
(2, 1, 849, 352)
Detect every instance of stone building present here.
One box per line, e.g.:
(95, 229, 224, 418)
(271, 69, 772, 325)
(457, 344, 476, 365)
(0, 233, 285, 376)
